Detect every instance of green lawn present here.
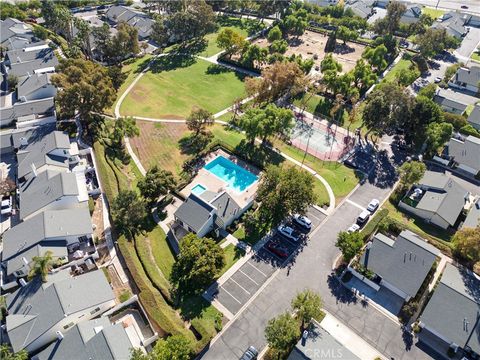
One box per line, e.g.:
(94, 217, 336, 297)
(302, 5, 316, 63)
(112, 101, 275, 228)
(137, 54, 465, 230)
(219, 244, 246, 276)
(471, 49, 480, 62)
(121, 56, 246, 118)
(382, 58, 412, 83)
(422, 7, 445, 19)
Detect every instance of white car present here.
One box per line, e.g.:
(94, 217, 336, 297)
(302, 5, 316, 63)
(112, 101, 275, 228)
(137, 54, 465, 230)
(347, 224, 360, 233)
(293, 214, 312, 230)
(367, 199, 380, 213)
(278, 225, 300, 242)
(434, 76, 442, 83)
(1, 197, 12, 215)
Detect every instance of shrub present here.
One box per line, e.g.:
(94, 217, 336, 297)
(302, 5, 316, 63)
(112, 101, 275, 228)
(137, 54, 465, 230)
(460, 124, 480, 137)
(119, 290, 132, 302)
(88, 197, 95, 215)
(360, 208, 389, 241)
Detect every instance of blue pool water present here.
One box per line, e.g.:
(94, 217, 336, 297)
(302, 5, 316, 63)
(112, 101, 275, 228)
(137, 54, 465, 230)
(204, 156, 258, 192)
(191, 184, 207, 195)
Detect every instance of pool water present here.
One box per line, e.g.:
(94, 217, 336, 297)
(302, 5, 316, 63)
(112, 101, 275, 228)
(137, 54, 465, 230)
(204, 156, 258, 192)
(191, 184, 207, 195)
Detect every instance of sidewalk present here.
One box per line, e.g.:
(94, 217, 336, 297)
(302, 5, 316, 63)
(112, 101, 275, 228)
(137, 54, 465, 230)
(320, 311, 387, 360)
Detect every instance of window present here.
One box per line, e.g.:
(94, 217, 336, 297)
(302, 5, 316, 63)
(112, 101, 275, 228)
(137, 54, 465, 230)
(15, 270, 24, 277)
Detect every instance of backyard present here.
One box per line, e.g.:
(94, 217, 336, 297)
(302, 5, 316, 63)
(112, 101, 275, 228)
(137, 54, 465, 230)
(120, 55, 247, 118)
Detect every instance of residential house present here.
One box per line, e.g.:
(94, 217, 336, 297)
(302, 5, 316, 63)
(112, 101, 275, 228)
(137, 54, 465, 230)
(462, 197, 480, 229)
(0, 18, 39, 51)
(17, 73, 57, 102)
(18, 170, 89, 221)
(467, 104, 480, 130)
(287, 320, 360, 360)
(305, 0, 339, 6)
(399, 171, 470, 229)
(1, 206, 94, 278)
(434, 88, 470, 115)
(359, 230, 440, 302)
(448, 65, 480, 94)
(16, 130, 72, 181)
(418, 263, 480, 359)
(174, 191, 243, 238)
(32, 318, 137, 360)
(344, 0, 375, 19)
(432, 12, 468, 38)
(400, 4, 422, 24)
(3, 44, 59, 78)
(4, 269, 115, 354)
(448, 135, 480, 176)
(0, 97, 56, 128)
(105, 5, 153, 39)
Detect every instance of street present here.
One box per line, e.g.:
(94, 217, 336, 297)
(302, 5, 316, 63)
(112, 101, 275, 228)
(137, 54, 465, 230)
(399, 0, 480, 15)
(202, 177, 437, 360)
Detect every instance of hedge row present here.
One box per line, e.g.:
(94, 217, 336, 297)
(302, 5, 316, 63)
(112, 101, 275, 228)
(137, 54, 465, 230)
(117, 236, 189, 337)
(360, 208, 389, 242)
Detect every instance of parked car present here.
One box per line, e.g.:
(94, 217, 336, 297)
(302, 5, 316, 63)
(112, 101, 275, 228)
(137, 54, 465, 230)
(356, 210, 370, 226)
(461, 5, 468, 9)
(267, 242, 289, 259)
(367, 199, 380, 213)
(434, 76, 442, 83)
(293, 214, 312, 230)
(347, 224, 360, 233)
(1, 196, 12, 215)
(278, 225, 301, 242)
(240, 346, 258, 360)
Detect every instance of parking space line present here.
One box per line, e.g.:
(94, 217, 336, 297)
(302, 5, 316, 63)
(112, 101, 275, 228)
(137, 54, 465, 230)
(239, 269, 259, 286)
(245, 260, 267, 277)
(346, 199, 367, 212)
(220, 286, 242, 304)
(229, 278, 251, 295)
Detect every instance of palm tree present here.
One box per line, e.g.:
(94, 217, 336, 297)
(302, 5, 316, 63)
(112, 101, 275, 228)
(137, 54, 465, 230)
(28, 251, 54, 283)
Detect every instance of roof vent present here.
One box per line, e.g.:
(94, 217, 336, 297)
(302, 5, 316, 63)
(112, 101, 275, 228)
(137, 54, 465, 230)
(19, 137, 28, 147)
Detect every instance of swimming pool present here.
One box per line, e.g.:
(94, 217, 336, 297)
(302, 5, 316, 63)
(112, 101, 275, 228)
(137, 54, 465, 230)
(191, 184, 206, 195)
(204, 156, 258, 192)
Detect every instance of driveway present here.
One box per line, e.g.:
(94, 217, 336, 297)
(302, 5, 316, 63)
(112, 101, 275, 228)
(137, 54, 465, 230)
(202, 179, 433, 360)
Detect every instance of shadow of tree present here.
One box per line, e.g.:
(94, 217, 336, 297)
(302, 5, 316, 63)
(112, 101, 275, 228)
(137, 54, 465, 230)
(216, 15, 265, 36)
(169, 38, 208, 57)
(327, 273, 358, 305)
(149, 54, 197, 73)
(179, 133, 213, 155)
(206, 64, 231, 75)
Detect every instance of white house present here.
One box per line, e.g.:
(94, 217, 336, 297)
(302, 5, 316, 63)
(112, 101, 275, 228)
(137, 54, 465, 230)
(448, 65, 480, 94)
(5, 269, 116, 354)
(448, 135, 480, 176)
(400, 4, 422, 24)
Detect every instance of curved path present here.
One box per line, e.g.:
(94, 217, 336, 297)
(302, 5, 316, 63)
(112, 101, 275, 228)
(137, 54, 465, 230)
(113, 54, 336, 213)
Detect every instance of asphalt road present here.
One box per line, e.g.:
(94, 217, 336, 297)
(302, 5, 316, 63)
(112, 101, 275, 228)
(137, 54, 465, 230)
(399, 0, 480, 14)
(202, 178, 437, 360)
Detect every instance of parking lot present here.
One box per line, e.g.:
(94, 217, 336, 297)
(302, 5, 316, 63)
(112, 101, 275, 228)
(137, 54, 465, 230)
(212, 208, 325, 316)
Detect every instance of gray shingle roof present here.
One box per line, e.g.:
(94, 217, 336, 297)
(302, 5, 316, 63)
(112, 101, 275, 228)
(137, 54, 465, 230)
(454, 66, 480, 89)
(361, 230, 440, 298)
(19, 170, 80, 220)
(17, 73, 55, 99)
(449, 135, 480, 174)
(420, 263, 480, 354)
(2, 206, 93, 276)
(434, 88, 470, 112)
(0, 97, 55, 124)
(6, 46, 54, 64)
(6, 269, 114, 353)
(7, 52, 58, 78)
(210, 191, 240, 224)
(17, 130, 70, 179)
(288, 321, 360, 360)
(467, 105, 480, 128)
(462, 198, 480, 229)
(174, 193, 214, 233)
(416, 171, 469, 226)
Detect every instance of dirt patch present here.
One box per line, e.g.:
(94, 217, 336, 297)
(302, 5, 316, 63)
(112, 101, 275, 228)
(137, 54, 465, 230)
(253, 30, 366, 73)
(129, 121, 190, 176)
(108, 264, 133, 301)
(91, 196, 105, 244)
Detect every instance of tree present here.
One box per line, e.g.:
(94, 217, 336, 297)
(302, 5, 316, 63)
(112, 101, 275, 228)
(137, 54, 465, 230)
(406, 95, 444, 145)
(425, 122, 453, 157)
(138, 165, 176, 204)
(52, 59, 116, 134)
(107, 65, 128, 91)
(186, 107, 213, 137)
(267, 25, 282, 42)
(352, 59, 377, 92)
(28, 250, 54, 282)
(0, 2, 27, 20)
(335, 231, 363, 263)
(282, 8, 308, 37)
(398, 161, 426, 191)
(7, 74, 18, 92)
(453, 227, 480, 264)
(269, 39, 288, 54)
(171, 233, 225, 295)
(247, 61, 307, 104)
(373, 1, 406, 35)
(417, 83, 437, 99)
(150, 15, 168, 46)
(33, 25, 49, 40)
(362, 44, 388, 72)
(336, 25, 358, 44)
(241, 44, 268, 68)
(324, 30, 336, 53)
(396, 66, 420, 86)
(149, 335, 193, 360)
(264, 312, 300, 359)
(110, 117, 139, 150)
(417, 28, 460, 59)
(111, 190, 147, 239)
(216, 28, 246, 58)
(92, 23, 112, 62)
(0, 345, 28, 360)
(257, 165, 316, 226)
(291, 289, 323, 329)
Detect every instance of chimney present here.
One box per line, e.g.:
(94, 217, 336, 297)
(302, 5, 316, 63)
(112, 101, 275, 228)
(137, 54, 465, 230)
(31, 163, 37, 177)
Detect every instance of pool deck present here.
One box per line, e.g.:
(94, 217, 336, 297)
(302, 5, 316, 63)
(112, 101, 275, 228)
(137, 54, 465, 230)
(180, 149, 261, 209)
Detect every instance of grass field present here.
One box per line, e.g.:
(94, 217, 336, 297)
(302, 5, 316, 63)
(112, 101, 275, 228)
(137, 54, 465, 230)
(120, 56, 246, 119)
(382, 58, 413, 83)
(422, 7, 445, 19)
(219, 244, 246, 276)
(471, 49, 480, 62)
